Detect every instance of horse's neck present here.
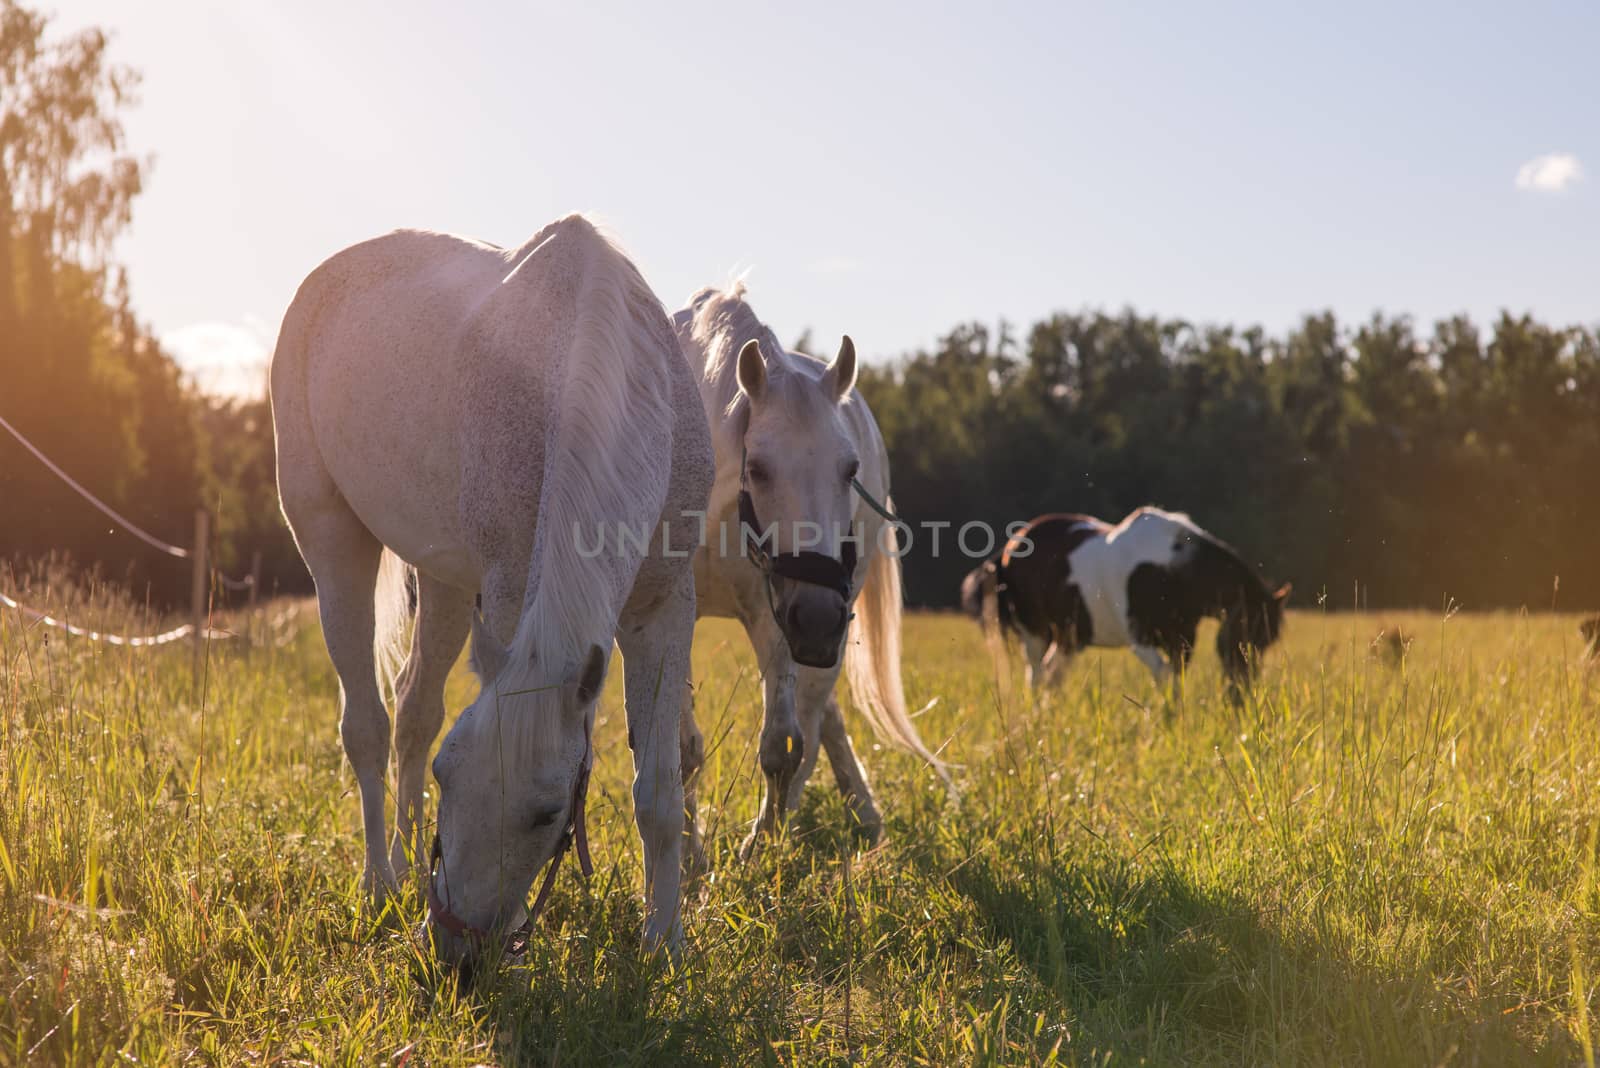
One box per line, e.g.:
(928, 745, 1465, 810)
(694, 306, 790, 403)
(1208, 564, 1268, 618)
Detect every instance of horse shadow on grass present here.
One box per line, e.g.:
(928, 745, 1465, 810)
(910, 837, 1581, 1066)
(411, 881, 789, 1066)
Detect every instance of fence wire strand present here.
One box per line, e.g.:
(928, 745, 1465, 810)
(0, 412, 192, 559)
(2, 409, 264, 601)
(0, 590, 233, 646)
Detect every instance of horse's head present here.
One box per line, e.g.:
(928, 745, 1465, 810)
(959, 560, 996, 620)
(424, 620, 607, 969)
(1218, 581, 1291, 686)
(735, 334, 860, 668)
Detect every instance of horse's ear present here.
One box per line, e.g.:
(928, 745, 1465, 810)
(736, 338, 767, 402)
(824, 335, 858, 400)
(574, 644, 607, 706)
(468, 612, 509, 680)
(1274, 582, 1293, 603)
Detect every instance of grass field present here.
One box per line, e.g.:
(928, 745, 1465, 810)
(3, 577, 1599, 1065)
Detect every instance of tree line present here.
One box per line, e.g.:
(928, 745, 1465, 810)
(856, 310, 1600, 611)
(4, 1, 1595, 615)
(0, 1, 301, 607)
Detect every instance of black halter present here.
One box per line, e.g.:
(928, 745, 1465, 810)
(736, 484, 857, 600)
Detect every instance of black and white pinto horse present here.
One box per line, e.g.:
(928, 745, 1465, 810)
(962, 507, 1290, 692)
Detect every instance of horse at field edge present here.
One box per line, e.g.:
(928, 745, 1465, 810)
(962, 507, 1289, 694)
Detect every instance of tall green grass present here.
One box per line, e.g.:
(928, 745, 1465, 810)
(2, 573, 1597, 1065)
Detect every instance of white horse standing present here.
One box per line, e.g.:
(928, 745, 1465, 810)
(673, 284, 948, 857)
(271, 215, 712, 965)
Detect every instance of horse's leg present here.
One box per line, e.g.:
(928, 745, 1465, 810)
(738, 606, 805, 858)
(388, 575, 472, 882)
(1039, 639, 1076, 687)
(1021, 629, 1051, 690)
(818, 695, 883, 842)
(1132, 643, 1174, 687)
(780, 664, 839, 816)
(1164, 618, 1199, 703)
(679, 676, 709, 883)
(617, 571, 695, 954)
(740, 661, 799, 858)
(297, 511, 396, 904)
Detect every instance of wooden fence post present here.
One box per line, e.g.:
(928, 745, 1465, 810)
(191, 509, 209, 690)
(248, 550, 262, 647)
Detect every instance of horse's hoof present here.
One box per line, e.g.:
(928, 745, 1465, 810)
(361, 861, 402, 913)
(848, 806, 883, 846)
(642, 918, 685, 963)
(758, 726, 805, 781)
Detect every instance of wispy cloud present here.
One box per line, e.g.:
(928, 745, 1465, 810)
(1515, 152, 1584, 193)
(162, 320, 271, 401)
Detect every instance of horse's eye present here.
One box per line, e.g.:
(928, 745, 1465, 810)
(529, 805, 563, 830)
(747, 461, 770, 484)
(844, 460, 860, 483)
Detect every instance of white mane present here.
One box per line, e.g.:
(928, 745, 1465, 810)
(674, 282, 790, 426)
(671, 281, 856, 504)
(498, 217, 677, 740)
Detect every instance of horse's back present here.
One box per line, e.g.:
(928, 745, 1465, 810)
(270, 227, 518, 471)
(1105, 507, 1202, 557)
(995, 514, 1106, 646)
(1073, 508, 1207, 646)
(272, 216, 691, 588)
(1002, 513, 1107, 566)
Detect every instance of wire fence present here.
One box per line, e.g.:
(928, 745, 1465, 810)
(0, 412, 192, 559)
(1, 410, 287, 669)
(0, 590, 231, 646)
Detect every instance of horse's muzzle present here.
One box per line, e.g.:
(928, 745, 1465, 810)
(780, 587, 848, 668)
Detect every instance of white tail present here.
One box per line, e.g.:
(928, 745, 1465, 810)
(373, 548, 413, 707)
(844, 504, 954, 785)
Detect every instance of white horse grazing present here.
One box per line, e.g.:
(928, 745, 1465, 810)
(672, 284, 948, 857)
(271, 215, 712, 966)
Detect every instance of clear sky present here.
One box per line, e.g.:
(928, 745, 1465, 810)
(45, 0, 1600, 397)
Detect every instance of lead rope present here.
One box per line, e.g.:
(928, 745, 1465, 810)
(849, 476, 899, 524)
